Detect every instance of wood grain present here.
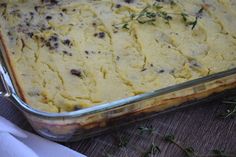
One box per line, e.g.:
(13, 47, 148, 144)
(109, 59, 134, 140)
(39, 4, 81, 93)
(1, 91, 236, 157)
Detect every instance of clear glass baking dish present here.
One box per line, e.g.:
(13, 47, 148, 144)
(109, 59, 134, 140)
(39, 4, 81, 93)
(1, 41, 236, 141)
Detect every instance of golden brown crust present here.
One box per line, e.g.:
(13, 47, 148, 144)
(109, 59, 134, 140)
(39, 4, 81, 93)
(141, 80, 236, 114)
(72, 78, 236, 130)
(75, 75, 236, 128)
(0, 31, 26, 101)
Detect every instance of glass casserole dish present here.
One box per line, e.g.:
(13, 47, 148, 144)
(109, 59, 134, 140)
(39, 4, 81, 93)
(0, 0, 236, 141)
(1, 46, 236, 141)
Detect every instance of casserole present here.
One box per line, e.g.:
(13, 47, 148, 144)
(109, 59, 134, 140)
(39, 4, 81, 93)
(1, 47, 236, 141)
(0, 0, 236, 141)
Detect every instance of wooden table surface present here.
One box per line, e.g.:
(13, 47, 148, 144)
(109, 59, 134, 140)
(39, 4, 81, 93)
(0, 90, 236, 157)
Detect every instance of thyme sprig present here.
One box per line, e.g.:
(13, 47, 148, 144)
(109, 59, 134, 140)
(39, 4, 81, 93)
(117, 136, 129, 148)
(142, 143, 161, 157)
(105, 96, 236, 156)
(106, 126, 235, 157)
(164, 134, 236, 157)
(135, 3, 173, 24)
(113, 134, 130, 148)
(113, 2, 206, 30)
(185, 7, 204, 30)
(164, 134, 197, 157)
(119, 2, 173, 28)
(212, 149, 228, 157)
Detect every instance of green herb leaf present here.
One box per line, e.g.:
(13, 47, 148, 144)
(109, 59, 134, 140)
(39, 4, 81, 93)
(164, 134, 175, 142)
(122, 23, 129, 30)
(130, 13, 136, 19)
(181, 13, 188, 22)
(143, 143, 161, 157)
(212, 149, 227, 157)
(160, 11, 173, 21)
(170, 1, 177, 6)
(219, 99, 236, 118)
(196, 7, 204, 18)
(146, 12, 156, 18)
(184, 147, 196, 157)
(153, 2, 163, 10)
(113, 3, 205, 30)
(117, 136, 129, 148)
(182, 6, 205, 30)
(187, 17, 198, 30)
(138, 125, 154, 134)
(164, 135, 196, 157)
(220, 107, 236, 118)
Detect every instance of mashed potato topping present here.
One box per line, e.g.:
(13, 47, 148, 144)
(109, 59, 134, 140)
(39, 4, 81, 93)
(0, 0, 235, 112)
